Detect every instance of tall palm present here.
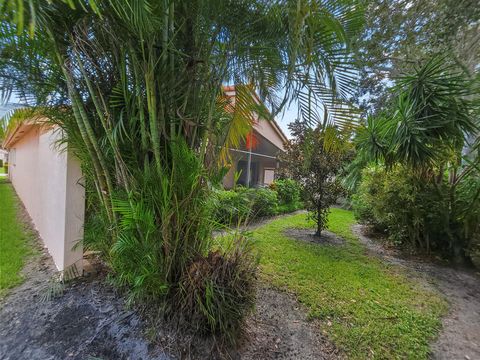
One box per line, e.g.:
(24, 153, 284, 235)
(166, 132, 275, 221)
(0, 0, 363, 318)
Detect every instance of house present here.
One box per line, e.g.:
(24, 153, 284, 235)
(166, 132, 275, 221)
(2, 117, 85, 273)
(222, 86, 288, 188)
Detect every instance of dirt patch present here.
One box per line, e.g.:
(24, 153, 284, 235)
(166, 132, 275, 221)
(173, 286, 340, 360)
(283, 228, 345, 246)
(0, 256, 170, 360)
(352, 224, 480, 360)
(238, 287, 340, 360)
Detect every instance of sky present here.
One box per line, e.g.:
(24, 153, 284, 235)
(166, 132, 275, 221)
(276, 104, 297, 138)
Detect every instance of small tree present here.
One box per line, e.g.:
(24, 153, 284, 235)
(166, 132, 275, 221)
(279, 120, 350, 236)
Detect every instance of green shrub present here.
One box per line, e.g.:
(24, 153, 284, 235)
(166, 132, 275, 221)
(212, 189, 251, 225)
(351, 167, 388, 231)
(270, 179, 301, 205)
(245, 187, 278, 218)
(212, 184, 303, 225)
(277, 201, 302, 214)
(0, 159, 3, 168)
(352, 166, 480, 263)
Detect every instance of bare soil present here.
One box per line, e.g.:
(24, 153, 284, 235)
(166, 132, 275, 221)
(238, 287, 340, 360)
(352, 225, 480, 360)
(0, 249, 170, 360)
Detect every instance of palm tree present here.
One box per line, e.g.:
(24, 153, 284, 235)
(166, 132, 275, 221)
(353, 58, 478, 177)
(0, 0, 363, 337)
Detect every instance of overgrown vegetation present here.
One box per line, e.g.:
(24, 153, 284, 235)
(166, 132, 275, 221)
(178, 236, 258, 344)
(0, 0, 363, 342)
(350, 58, 480, 264)
(0, 178, 32, 294)
(353, 166, 480, 264)
(270, 178, 303, 213)
(251, 209, 447, 358)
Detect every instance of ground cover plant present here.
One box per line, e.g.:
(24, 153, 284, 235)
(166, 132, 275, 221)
(251, 208, 447, 358)
(0, 178, 32, 294)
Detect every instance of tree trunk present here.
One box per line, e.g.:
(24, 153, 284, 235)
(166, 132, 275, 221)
(315, 204, 322, 237)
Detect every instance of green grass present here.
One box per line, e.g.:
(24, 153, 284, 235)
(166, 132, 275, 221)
(251, 208, 447, 359)
(0, 178, 32, 294)
(0, 166, 5, 174)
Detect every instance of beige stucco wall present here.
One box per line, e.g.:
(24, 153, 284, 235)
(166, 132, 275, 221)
(254, 118, 285, 151)
(8, 126, 84, 272)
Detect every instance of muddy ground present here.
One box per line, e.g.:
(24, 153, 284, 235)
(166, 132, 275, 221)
(352, 225, 480, 360)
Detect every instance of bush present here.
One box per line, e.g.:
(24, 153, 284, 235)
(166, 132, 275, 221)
(270, 179, 301, 205)
(351, 167, 388, 231)
(245, 187, 278, 218)
(352, 166, 480, 263)
(178, 236, 258, 345)
(212, 189, 251, 225)
(212, 183, 304, 226)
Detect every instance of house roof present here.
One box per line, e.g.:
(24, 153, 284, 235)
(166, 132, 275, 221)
(2, 116, 49, 149)
(223, 85, 289, 151)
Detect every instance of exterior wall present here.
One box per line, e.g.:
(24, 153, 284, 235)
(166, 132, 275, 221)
(254, 118, 285, 151)
(8, 126, 84, 272)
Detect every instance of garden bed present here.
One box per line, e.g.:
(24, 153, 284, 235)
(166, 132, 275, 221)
(283, 228, 345, 246)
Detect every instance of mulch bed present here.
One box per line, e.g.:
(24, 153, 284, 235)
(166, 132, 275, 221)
(283, 228, 345, 246)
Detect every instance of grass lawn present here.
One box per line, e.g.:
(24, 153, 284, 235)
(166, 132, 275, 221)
(0, 166, 5, 174)
(0, 178, 32, 294)
(251, 208, 447, 359)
